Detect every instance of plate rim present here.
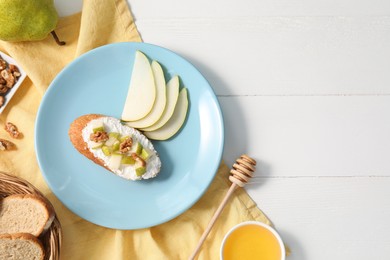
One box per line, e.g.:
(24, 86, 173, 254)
(35, 42, 225, 229)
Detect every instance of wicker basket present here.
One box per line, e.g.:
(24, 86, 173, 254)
(0, 171, 62, 260)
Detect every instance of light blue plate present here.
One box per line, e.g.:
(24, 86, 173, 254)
(35, 42, 224, 230)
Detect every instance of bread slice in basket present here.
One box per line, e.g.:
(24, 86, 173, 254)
(0, 194, 55, 237)
(69, 114, 161, 181)
(0, 233, 45, 260)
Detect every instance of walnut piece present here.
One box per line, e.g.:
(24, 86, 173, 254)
(0, 59, 6, 70)
(0, 138, 15, 151)
(131, 153, 146, 167)
(0, 58, 21, 108)
(0, 84, 7, 94)
(90, 131, 109, 142)
(119, 137, 133, 153)
(1, 69, 15, 88)
(9, 64, 21, 78)
(5, 122, 20, 138)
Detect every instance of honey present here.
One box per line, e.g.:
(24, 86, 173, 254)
(222, 223, 283, 260)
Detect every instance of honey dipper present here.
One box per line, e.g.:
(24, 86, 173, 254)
(189, 154, 257, 260)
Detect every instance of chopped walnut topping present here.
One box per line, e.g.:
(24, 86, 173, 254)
(1, 69, 15, 88)
(5, 122, 20, 138)
(0, 138, 15, 151)
(0, 77, 5, 85)
(119, 137, 133, 153)
(90, 131, 109, 142)
(0, 96, 4, 108)
(131, 153, 146, 167)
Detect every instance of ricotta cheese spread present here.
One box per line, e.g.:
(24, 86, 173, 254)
(81, 116, 161, 180)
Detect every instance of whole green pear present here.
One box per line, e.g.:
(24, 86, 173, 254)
(0, 0, 65, 45)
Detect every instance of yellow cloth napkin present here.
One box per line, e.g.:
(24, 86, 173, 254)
(0, 0, 278, 259)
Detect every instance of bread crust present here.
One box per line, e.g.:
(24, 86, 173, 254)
(0, 194, 55, 237)
(68, 114, 110, 171)
(0, 233, 44, 260)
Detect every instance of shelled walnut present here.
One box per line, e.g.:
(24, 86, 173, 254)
(0, 84, 7, 94)
(90, 131, 109, 142)
(0, 55, 21, 109)
(0, 138, 15, 151)
(1, 69, 15, 88)
(119, 137, 133, 153)
(0, 59, 6, 70)
(5, 122, 20, 139)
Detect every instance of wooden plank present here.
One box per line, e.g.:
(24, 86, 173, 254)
(129, 0, 390, 17)
(55, 0, 83, 16)
(245, 177, 390, 259)
(220, 96, 390, 176)
(54, 2, 390, 96)
(134, 16, 390, 95)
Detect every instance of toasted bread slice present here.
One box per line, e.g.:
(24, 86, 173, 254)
(0, 233, 44, 260)
(0, 194, 55, 237)
(69, 114, 161, 180)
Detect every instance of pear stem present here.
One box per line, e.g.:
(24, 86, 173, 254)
(50, 31, 66, 46)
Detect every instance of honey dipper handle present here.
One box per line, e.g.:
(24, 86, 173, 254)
(189, 183, 238, 260)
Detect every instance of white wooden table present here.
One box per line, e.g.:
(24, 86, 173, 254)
(58, 1, 390, 259)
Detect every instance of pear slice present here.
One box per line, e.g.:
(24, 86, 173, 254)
(135, 166, 146, 177)
(108, 153, 122, 171)
(90, 120, 104, 132)
(90, 141, 103, 149)
(93, 126, 104, 133)
(121, 156, 136, 165)
(102, 145, 112, 156)
(131, 142, 143, 155)
(125, 61, 167, 128)
(144, 88, 188, 140)
(141, 76, 180, 132)
(104, 135, 118, 147)
(140, 148, 152, 160)
(121, 51, 156, 121)
(109, 132, 120, 140)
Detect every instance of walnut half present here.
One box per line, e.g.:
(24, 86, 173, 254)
(0, 84, 7, 94)
(5, 122, 20, 139)
(0, 138, 15, 151)
(0, 58, 6, 70)
(90, 131, 109, 142)
(119, 137, 133, 153)
(9, 64, 21, 78)
(131, 153, 146, 167)
(0, 69, 15, 88)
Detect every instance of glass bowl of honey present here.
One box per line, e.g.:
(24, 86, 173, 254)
(220, 221, 286, 260)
